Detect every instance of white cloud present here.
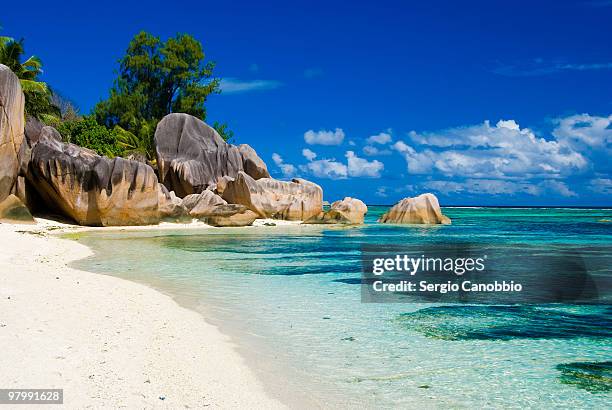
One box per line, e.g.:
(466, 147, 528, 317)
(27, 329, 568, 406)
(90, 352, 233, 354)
(425, 179, 576, 197)
(395, 119, 588, 179)
(304, 128, 345, 145)
(220, 78, 283, 94)
(552, 114, 612, 150)
(588, 178, 612, 195)
(376, 187, 388, 197)
(301, 159, 348, 179)
(363, 145, 391, 156)
(366, 131, 392, 145)
(346, 151, 384, 178)
(302, 148, 317, 161)
(493, 61, 612, 77)
(271, 153, 296, 177)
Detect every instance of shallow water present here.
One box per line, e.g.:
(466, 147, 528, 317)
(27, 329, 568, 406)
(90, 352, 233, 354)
(71, 207, 612, 408)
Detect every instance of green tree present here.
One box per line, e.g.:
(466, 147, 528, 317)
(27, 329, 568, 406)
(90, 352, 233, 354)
(212, 121, 234, 142)
(0, 34, 58, 118)
(94, 31, 221, 156)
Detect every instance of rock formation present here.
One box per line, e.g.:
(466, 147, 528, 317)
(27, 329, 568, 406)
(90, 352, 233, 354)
(24, 115, 44, 146)
(182, 190, 227, 216)
(182, 189, 256, 226)
(0, 194, 34, 223)
(158, 185, 189, 222)
(221, 171, 323, 221)
(154, 113, 269, 197)
(206, 209, 258, 227)
(0, 64, 26, 203)
(305, 197, 367, 224)
(27, 132, 163, 226)
(379, 193, 451, 225)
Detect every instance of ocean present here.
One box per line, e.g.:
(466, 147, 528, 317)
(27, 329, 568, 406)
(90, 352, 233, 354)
(70, 207, 612, 408)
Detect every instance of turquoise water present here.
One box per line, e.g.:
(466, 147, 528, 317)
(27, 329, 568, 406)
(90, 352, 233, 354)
(71, 207, 612, 408)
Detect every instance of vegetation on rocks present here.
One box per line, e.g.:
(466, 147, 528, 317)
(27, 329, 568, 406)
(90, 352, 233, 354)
(1, 27, 232, 160)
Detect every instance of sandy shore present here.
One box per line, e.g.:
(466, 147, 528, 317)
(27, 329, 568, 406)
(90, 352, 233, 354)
(0, 219, 286, 409)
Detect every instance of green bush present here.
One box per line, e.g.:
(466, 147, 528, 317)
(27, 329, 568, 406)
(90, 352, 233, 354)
(51, 116, 124, 157)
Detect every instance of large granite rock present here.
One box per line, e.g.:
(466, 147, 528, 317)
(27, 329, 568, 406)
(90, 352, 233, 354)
(379, 193, 451, 225)
(305, 197, 367, 224)
(0, 64, 26, 203)
(0, 194, 34, 223)
(154, 113, 270, 197)
(221, 171, 323, 221)
(27, 131, 163, 226)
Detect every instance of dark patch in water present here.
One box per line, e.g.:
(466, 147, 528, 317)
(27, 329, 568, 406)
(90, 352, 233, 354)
(396, 305, 612, 340)
(556, 361, 612, 393)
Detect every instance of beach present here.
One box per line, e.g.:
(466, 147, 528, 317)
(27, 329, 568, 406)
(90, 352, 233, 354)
(0, 219, 285, 409)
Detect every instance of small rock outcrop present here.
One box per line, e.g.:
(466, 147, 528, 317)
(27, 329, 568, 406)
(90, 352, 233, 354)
(305, 197, 367, 224)
(158, 185, 189, 222)
(207, 209, 258, 227)
(221, 171, 323, 221)
(0, 194, 34, 223)
(0, 64, 26, 203)
(379, 193, 451, 225)
(24, 115, 44, 146)
(154, 113, 270, 197)
(182, 190, 257, 226)
(182, 190, 227, 217)
(28, 131, 163, 226)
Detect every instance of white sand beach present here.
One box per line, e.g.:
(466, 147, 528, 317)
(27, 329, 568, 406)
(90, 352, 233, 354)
(0, 219, 286, 409)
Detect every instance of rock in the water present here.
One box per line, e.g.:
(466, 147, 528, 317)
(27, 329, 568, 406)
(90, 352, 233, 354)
(0, 64, 26, 203)
(154, 113, 269, 197)
(305, 197, 368, 225)
(0, 194, 34, 223)
(28, 131, 162, 226)
(379, 193, 450, 224)
(207, 209, 258, 227)
(221, 171, 323, 221)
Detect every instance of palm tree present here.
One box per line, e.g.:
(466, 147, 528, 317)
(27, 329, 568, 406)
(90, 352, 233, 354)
(0, 35, 58, 118)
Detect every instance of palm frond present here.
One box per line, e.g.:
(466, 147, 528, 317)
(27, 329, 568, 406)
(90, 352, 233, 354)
(19, 79, 48, 94)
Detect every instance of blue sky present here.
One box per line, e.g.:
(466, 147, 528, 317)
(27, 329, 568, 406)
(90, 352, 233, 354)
(3, 0, 612, 205)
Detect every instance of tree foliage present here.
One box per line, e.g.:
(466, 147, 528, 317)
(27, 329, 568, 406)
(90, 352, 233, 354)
(0, 34, 59, 118)
(94, 31, 220, 143)
(45, 116, 124, 157)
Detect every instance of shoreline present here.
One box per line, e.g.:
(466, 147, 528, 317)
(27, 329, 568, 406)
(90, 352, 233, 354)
(0, 218, 287, 408)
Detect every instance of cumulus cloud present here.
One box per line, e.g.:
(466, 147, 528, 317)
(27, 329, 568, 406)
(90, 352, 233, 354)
(302, 148, 317, 161)
(301, 159, 348, 179)
(272, 153, 296, 177)
(424, 179, 576, 197)
(395, 119, 588, 179)
(588, 178, 612, 195)
(363, 145, 391, 156)
(304, 128, 345, 145)
(376, 187, 388, 197)
(366, 131, 392, 145)
(552, 114, 612, 150)
(346, 151, 384, 178)
(220, 78, 283, 94)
